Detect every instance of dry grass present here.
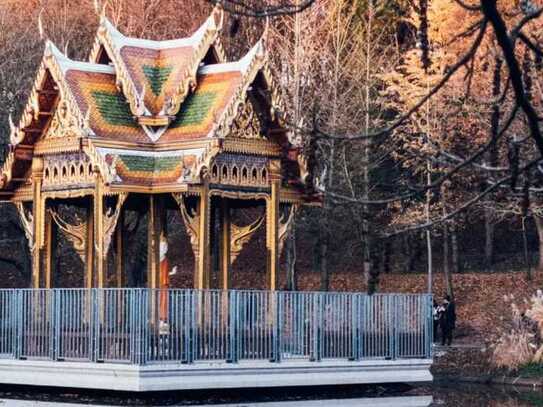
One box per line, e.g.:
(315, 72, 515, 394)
(490, 291, 543, 370)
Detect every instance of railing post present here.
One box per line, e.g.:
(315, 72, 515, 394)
(50, 289, 60, 361)
(350, 294, 360, 361)
(128, 289, 134, 364)
(90, 288, 98, 362)
(141, 289, 149, 365)
(129, 289, 140, 365)
(227, 290, 238, 363)
(181, 290, 190, 363)
(311, 292, 322, 362)
(271, 291, 282, 363)
(426, 294, 433, 359)
(13, 290, 22, 359)
(393, 295, 399, 360)
(190, 290, 198, 363)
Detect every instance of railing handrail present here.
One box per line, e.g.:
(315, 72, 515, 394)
(0, 287, 433, 297)
(0, 289, 433, 365)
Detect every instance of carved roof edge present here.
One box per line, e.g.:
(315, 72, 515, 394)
(91, 6, 224, 118)
(164, 6, 224, 116)
(210, 36, 286, 143)
(0, 41, 92, 190)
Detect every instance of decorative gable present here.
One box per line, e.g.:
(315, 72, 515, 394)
(0, 9, 313, 199)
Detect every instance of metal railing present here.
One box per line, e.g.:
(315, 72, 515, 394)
(0, 289, 432, 365)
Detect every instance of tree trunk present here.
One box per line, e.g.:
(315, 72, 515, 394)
(319, 233, 329, 291)
(484, 209, 494, 271)
(534, 215, 543, 273)
(380, 240, 391, 275)
(443, 224, 454, 300)
(522, 217, 532, 280)
(451, 226, 460, 274)
(285, 224, 297, 291)
(483, 54, 501, 272)
(407, 235, 420, 273)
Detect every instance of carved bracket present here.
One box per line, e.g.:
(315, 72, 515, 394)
(231, 214, 265, 264)
(49, 208, 87, 262)
(15, 202, 34, 252)
(278, 204, 299, 257)
(102, 193, 128, 258)
(172, 193, 200, 258)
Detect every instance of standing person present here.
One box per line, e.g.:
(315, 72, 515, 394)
(440, 295, 456, 346)
(158, 233, 178, 334)
(432, 300, 441, 343)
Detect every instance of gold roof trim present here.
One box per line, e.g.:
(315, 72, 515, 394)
(164, 7, 224, 116)
(96, 17, 144, 117)
(0, 41, 90, 189)
(84, 140, 116, 183)
(94, 7, 223, 119)
(212, 39, 267, 140)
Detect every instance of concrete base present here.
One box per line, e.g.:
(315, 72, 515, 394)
(0, 358, 433, 392)
(0, 396, 434, 407)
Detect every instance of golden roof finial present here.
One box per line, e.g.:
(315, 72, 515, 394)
(38, 9, 45, 40)
(211, 3, 225, 32)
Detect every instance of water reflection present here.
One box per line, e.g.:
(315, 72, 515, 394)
(199, 396, 434, 406)
(2, 384, 543, 406)
(412, 383, 543, 406)
(0, 396, 434, 406)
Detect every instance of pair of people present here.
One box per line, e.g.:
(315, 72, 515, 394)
(433, 295, 456, 346)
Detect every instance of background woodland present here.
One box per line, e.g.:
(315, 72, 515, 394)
(0, 0, 542, 302)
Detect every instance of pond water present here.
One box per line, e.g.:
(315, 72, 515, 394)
(0, 383, 542, 406)
(413, 383, 543, 406)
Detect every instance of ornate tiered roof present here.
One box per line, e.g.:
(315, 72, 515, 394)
(0, 8, 312, 200)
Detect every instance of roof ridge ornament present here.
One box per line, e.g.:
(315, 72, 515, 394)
(162, 11, 223, 117)
(38, 9, 45, 40)
(212, 3, 225, 32)
(263, 16, 270, 48)
(93, 0, 106, 18)
(8, 114, 23, 146)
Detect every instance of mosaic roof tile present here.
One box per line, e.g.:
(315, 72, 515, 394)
(119, 46, 194, 115)
(161, 70, 242, 142)
(64, 69, 149, 142)
(98, 148, 204, 186)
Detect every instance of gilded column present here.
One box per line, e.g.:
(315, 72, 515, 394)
(115, 209, 124, 288)
(85, 203, 94, 289)
(266, 161, 281, 291)
(94, 169, 104, 288)
(220, 198, 231, 290)
(44, 208, 56, 289)
(147, 195, 157, 289)
(196, 176, 210, 289)
(31, 157, 44, 288)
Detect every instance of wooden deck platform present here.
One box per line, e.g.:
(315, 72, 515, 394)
(0, 358, 432, 392)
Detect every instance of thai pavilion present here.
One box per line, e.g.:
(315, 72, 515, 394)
(0, 8, 433, 392)
(0, 7, 317, 292)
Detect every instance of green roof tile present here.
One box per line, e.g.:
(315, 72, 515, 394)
(119, 155, 181, 172)
(143, 65, 174, 96)
(92, 91, 138, 128)
(170, 91, 217, 128)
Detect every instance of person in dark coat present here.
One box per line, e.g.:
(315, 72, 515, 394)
(432, 300, 442, 343)
(440, 295, 456, 346)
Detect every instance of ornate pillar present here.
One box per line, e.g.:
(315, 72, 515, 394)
(196, 177, 211, 289)
(147, 195, 163, 289)
(147, 195, 157, 289)
(220, 198, 231, 290)
(31, 157, 44, 288)
(266, 161, 281, 291)
(93, 170, 104, 288)
(44, 208, 56, 289)
(85, 203, 94, 289)
(115, 209, 124, 288)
